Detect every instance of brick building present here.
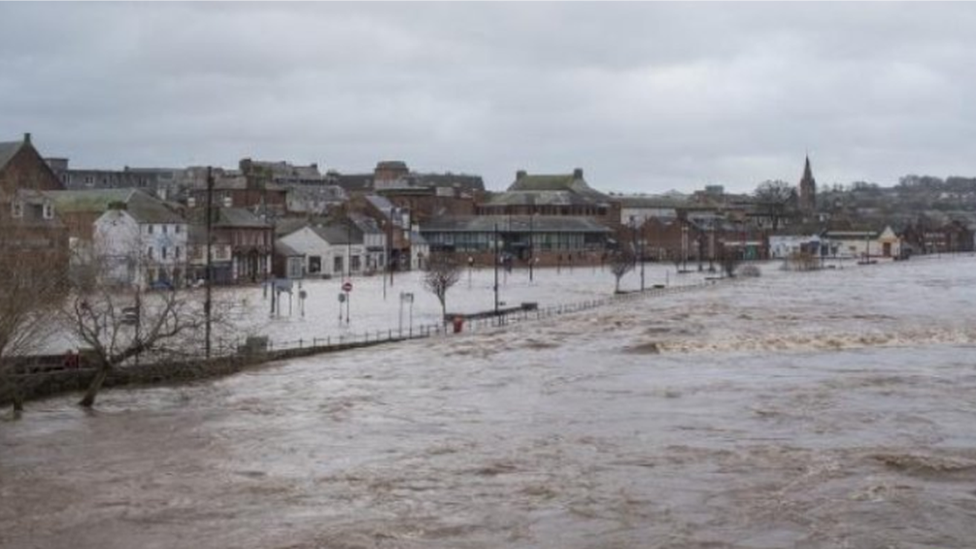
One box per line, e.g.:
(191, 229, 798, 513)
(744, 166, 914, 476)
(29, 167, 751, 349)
(0, 133, 69, 278)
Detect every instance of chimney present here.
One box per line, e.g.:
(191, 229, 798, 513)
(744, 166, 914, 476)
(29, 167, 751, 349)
(516, 170, 527, 180)
(23, 132, 31, 145)
(573, 168, 583, 179)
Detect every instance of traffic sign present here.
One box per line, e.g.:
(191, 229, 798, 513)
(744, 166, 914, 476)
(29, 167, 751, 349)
(342, 281, 353, 292)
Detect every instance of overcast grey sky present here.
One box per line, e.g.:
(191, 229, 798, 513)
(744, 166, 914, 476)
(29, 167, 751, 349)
(2, 2, 976, 193)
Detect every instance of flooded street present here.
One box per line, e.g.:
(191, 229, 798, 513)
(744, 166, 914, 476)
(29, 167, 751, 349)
(3, 257, 976, 548)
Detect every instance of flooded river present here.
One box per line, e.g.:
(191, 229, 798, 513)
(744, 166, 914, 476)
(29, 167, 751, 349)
(3, 256, 976, 548)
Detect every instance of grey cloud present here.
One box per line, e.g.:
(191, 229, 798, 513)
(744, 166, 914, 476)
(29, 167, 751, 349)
(2, 2, 976, 193)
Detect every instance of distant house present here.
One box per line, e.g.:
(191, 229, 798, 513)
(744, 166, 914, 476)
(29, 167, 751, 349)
(347, 212, 387, 273)
(768, 232, 824, 259)
(48, 188, 185, 269)
(824, 226, 901, 259)
(617, 195, 683, 225)
(420, 215, 612, 266)
(44, 157, 182, 200)
(277, 222, 366, 279)
(476, 168, 620, 226)
(91, 191, 189, 288)
(187, 208, 273, 284)
(408, 231, 430, 270)
(0, 133, 69, 278)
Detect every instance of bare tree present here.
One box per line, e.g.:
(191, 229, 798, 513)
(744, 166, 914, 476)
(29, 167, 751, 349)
(0, 225, 67, 414)
(62, 236, 237, 408)
(65, 281, 222, 408)
(422, 252, 462, 325)
(754, 180, 797, 231)
(609, 249, 635, 293)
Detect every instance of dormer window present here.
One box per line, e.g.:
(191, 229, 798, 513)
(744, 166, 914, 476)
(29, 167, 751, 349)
(12, 201, 23, 218)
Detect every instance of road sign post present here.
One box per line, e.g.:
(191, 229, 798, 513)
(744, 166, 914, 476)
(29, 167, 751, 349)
(342, 281, 353, 324)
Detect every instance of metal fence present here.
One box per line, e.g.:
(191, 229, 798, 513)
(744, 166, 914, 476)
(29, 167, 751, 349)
(232, 278, 732, 357)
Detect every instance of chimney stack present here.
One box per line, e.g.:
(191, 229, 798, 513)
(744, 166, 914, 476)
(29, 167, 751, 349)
(23, 132, 31, 145)
(573, 168, 583, 179)
(516, 170, 527, 180)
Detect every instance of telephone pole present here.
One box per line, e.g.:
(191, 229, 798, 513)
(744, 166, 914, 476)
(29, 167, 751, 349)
(204, 166, 213, 359)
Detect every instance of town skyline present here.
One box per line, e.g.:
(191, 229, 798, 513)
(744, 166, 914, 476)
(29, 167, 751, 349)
(4, 3, 976, 194)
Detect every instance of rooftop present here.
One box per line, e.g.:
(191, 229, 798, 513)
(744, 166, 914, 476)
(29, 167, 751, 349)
(421, 215, 613, 234)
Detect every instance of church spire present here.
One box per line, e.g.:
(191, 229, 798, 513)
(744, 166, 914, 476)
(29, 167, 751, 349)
(798, 154, 817, 214)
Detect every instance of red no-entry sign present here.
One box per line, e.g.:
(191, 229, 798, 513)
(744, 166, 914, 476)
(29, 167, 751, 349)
(342, 281, 353, 292)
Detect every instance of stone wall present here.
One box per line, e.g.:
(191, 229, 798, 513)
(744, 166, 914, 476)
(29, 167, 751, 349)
(2, 337, 407, 407)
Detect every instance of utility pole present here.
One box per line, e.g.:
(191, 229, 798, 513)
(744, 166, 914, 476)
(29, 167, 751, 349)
(640, 219, 645, 291)
(529, 212, 534, 282)
(204, 166, 213, 360)
(389, 206, 395, 288)
(494, 222, 499, 315)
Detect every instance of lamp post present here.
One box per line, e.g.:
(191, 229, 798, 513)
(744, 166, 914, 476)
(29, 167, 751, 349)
(388, 206, 395, 288)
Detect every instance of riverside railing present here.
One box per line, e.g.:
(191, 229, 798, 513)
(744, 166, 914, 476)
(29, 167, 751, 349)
(233, 276, 735, 357)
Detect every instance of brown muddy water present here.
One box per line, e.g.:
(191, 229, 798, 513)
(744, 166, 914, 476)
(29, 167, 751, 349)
(3, 257, 976, 548)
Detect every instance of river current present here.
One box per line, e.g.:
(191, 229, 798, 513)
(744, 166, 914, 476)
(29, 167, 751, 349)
(3, 256, 976, 548)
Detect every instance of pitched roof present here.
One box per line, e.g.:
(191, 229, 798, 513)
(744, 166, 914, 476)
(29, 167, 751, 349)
(48, 189, 136, 214)
(413, 173, 485, 193)
(0, 140, 23, 171)
(124, 191, 186, 224)
(47, 188, 184, 224)
(311, 224, 359, 245)
(216, 207, 271, 228)
(486, 170, 610, 207)
(331, 173, 373, 192)
(275, 241, 303, 257)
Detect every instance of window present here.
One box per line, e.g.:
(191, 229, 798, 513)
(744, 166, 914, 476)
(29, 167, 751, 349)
(162, 247, 168, 260)
(163, 225, 168, 235)
(175, 246, 180, 260)
(43, 202, 54, 219)
(175, 225, 182, 234)
(351, 255, 361, 272)
(147, 224, 154, 235)
(11, 201, 23, 218)
(147, 246, 154, 259)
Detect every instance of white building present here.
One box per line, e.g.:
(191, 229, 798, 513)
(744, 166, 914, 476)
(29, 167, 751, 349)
(824, 226, 902, 259)
(408, 231, 430, 270)
(277, 224, 366, 279)
(768, 233, 824, 259)
(91, 190, 188, 288)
